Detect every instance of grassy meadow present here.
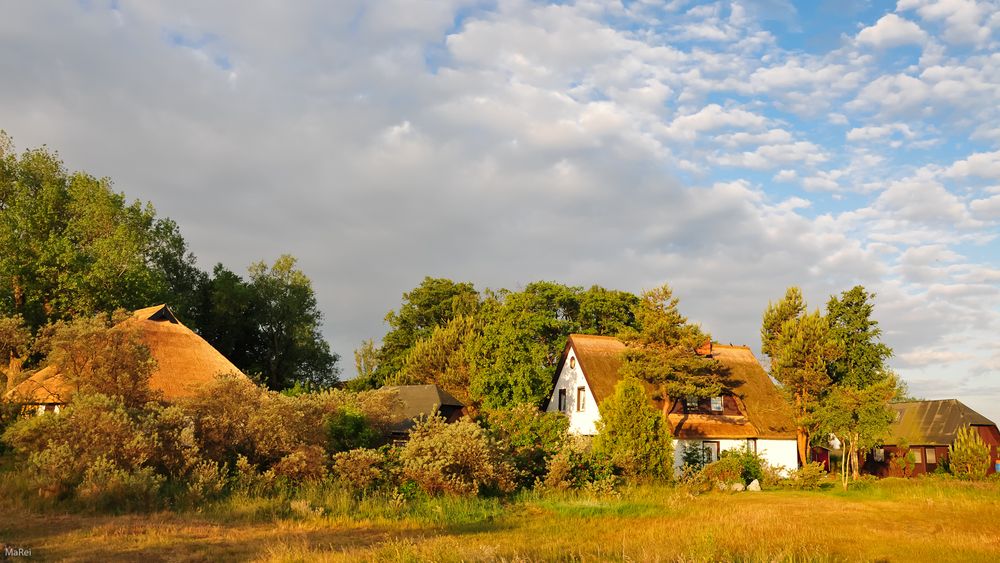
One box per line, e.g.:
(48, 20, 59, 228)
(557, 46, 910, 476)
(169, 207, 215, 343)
(3, 474, 999, 562)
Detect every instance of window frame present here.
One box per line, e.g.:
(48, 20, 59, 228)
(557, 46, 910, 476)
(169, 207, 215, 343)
(710, 396, 724, 412)
(912, 448, 923, 464)
(557, 388, 567, 412)
(702, 441, 721, 462)
(925, 447, 937, 464)
(576, 387, 586, 412)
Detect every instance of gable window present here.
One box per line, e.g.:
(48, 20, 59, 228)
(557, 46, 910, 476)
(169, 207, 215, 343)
(711, 396, 723, 412)
(569, 356, 576, 369)
(558, 389, 567, 412)
(576, 387, 586, 411)
(686, 396, 699, 410)
(925, 448, 937, 464)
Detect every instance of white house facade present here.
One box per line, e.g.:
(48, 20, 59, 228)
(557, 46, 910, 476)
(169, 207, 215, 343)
(545, 334, 800, 473)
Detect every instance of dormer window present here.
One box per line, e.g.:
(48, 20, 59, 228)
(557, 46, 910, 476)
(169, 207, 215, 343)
(711, 396, 723, 412)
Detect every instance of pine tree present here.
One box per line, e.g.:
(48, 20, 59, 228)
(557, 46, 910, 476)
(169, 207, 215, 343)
(593, 376, 673, 481)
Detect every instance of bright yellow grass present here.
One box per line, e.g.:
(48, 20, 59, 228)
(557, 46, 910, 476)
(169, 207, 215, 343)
(2, 479, 999, 562)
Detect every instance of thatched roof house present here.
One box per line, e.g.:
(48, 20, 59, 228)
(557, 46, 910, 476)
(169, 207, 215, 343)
(5, 305, 247, 409)
(545, 334, 798, 470)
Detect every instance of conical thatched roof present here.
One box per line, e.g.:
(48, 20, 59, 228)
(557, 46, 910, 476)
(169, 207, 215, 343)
(5, 305, 248, 404)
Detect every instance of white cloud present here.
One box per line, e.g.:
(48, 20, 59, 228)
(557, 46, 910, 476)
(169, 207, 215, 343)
(898, 0, 996, 47)
(856, 14, 929, 48)
(946, 150, 1000, 179)
(846, 123, 915, 141)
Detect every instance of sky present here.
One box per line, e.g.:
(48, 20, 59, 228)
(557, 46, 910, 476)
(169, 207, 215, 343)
(1, 0, 999, 421)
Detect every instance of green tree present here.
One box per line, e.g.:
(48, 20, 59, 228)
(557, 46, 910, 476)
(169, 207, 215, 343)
(949, 425, 991, 480)
(825, 286, 894, 389)
(619, 284, 721, 416)
(761, 286, 805, 360)
(815, 377, 896, 489)
(188, 264, 258, 372)
(578, 285, 640, 335)
(466, 282, 582, 408)
(347, 338, 380, 391)
(593, 376, 673, 481)
(764, 292, 841, 465)
(0, 314, 31, 391)
(246, 255, 339, 390)
(374, 277, 479, 385)
(395, 315, 477, 404)
(0, 133, 203, 331)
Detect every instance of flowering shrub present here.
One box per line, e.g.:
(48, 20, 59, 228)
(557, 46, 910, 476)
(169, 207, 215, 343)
(400, 415, 514, 496)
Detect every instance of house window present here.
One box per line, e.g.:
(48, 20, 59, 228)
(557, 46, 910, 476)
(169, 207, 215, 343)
(711, 396, 723, 412)
(925, 448, 936, 464)
(569, 356, 576, 369)
(558, 389, 566, 412)
(576, 387, 586, 411)
(703, 441, 721, 462)
(686, 396, 699, 410)
(913, 448, 923, 464)
(746, 438, 757, 454)
(873, 448, 885, 462)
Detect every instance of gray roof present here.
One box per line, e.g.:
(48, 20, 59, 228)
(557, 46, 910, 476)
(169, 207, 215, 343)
(886, 399, 996, 446)
(383, 384, 464, 433)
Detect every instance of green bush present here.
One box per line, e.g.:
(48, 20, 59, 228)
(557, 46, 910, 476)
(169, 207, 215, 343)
(327, 408, 381, 453)
(950, 425, 990, 481)
(720, 444, 765, 484)
(787, 461, 826, 490)
(542, 438, 613, 491)
(332, 447, 393, 492)
(888, 443, 916, 478)
(701, 456, 743, 487)
(681, 442, 709, 472)
(76, 456, 164, 512)
(481, 404, 569, 487)
(399, 415, 514, 496)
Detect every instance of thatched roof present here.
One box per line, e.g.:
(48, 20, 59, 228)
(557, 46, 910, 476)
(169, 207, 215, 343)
(558, 334, 795, 440)
(5, 305, 248, 404)
(886, 399, 996, 446)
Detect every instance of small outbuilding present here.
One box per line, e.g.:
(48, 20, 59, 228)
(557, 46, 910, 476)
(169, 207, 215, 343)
(865, 399, 1000, 476)
(383, 384, 465, 441)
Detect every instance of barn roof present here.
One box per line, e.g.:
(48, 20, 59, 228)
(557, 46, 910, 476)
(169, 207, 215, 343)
(886, 399, 997, 446)
(5, 305, 247, 404)
(383, 384, 464, 434)
(558, 334, 795, 440)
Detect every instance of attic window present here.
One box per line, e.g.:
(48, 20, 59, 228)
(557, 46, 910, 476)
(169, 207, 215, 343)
(576, 387, 586, 411)
(569, 356, 576, 369)
(711, 396, 723, 412)
(558, 389, 566, 412)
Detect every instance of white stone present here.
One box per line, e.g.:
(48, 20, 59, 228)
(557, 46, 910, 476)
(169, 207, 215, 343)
(747, 479, 761, 491)
(730, 482, 745, 492)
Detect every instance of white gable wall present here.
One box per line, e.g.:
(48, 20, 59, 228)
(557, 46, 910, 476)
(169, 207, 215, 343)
(545, 347, 601, 435)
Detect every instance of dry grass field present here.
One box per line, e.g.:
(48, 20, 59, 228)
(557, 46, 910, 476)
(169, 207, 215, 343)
(2, 478, 999, 562)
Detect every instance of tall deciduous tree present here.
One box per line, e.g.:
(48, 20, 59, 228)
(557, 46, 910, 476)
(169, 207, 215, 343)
(619, 284, 721, 416)
(815, 377, 897, 489)
(0, 133, 203, 331)
(467, 282, 582, 408)
(246, 255, 339, 390)
(374, 277, 479, 386)
(395, 315, 477, 404)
